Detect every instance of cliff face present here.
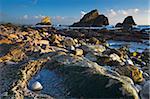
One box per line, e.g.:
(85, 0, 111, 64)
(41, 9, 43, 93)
(71, 9, 109, 27)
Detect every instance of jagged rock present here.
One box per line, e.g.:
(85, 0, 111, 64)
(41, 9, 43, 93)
(71, 9, 109, 27)
(115, 65, 144, 83)
(74, 48, 83, 56)
(0, 47, 27, 62)
(9, 59, 48, 98)
(31, 81, 43, 91)
(36, 16, 52, 25)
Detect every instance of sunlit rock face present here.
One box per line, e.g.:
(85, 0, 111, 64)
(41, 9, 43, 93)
(36, 16, 52, 25)
(71, 9, 109, 27)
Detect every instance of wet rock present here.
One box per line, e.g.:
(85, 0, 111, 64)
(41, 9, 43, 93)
(71, 9, 109, 27)
(140, 80, 150, 99)
(31, 81, 43, 91)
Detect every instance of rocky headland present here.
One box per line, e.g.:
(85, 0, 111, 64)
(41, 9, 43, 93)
(0, 11, 149, 99)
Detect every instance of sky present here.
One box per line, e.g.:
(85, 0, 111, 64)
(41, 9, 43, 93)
(0, 0, 150, 25)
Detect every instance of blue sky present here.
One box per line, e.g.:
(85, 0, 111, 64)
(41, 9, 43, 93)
(0, 0, 150, 25)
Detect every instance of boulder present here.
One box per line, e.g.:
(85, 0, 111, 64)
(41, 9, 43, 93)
(31, 81, 43, 91)
(71, 9, 109, 27)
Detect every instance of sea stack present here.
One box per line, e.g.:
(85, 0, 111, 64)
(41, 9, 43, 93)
(123, 16, 136, 26)
(36, 16, 52, 25)
(116, 16, 136, 30)
(71, 9, 109, 27)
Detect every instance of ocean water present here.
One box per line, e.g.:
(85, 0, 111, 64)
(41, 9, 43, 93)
(53, 25, 150, 30)
(108, 40, 150, 53)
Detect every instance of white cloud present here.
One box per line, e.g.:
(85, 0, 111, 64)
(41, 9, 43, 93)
(134, 8, 139, 13)
(23, 15, 28, 19)
(105, 8, 149, 25)
(33, 14, 45, 19)
(118, 10, 128, 15)
(107, 9, 117, 17)
(80, 11, 86, 17)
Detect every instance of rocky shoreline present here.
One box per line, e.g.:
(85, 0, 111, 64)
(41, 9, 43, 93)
(0, 20, 149, 99)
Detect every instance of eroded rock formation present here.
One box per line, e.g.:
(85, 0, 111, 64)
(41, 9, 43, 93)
(71, 9, 109, 27)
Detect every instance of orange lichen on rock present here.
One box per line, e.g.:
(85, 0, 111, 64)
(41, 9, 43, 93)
(0, 38, 12, 44)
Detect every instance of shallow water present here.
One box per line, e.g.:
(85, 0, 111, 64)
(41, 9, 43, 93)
(108, 40, 150, 53)
(28, 69, 66, 97)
